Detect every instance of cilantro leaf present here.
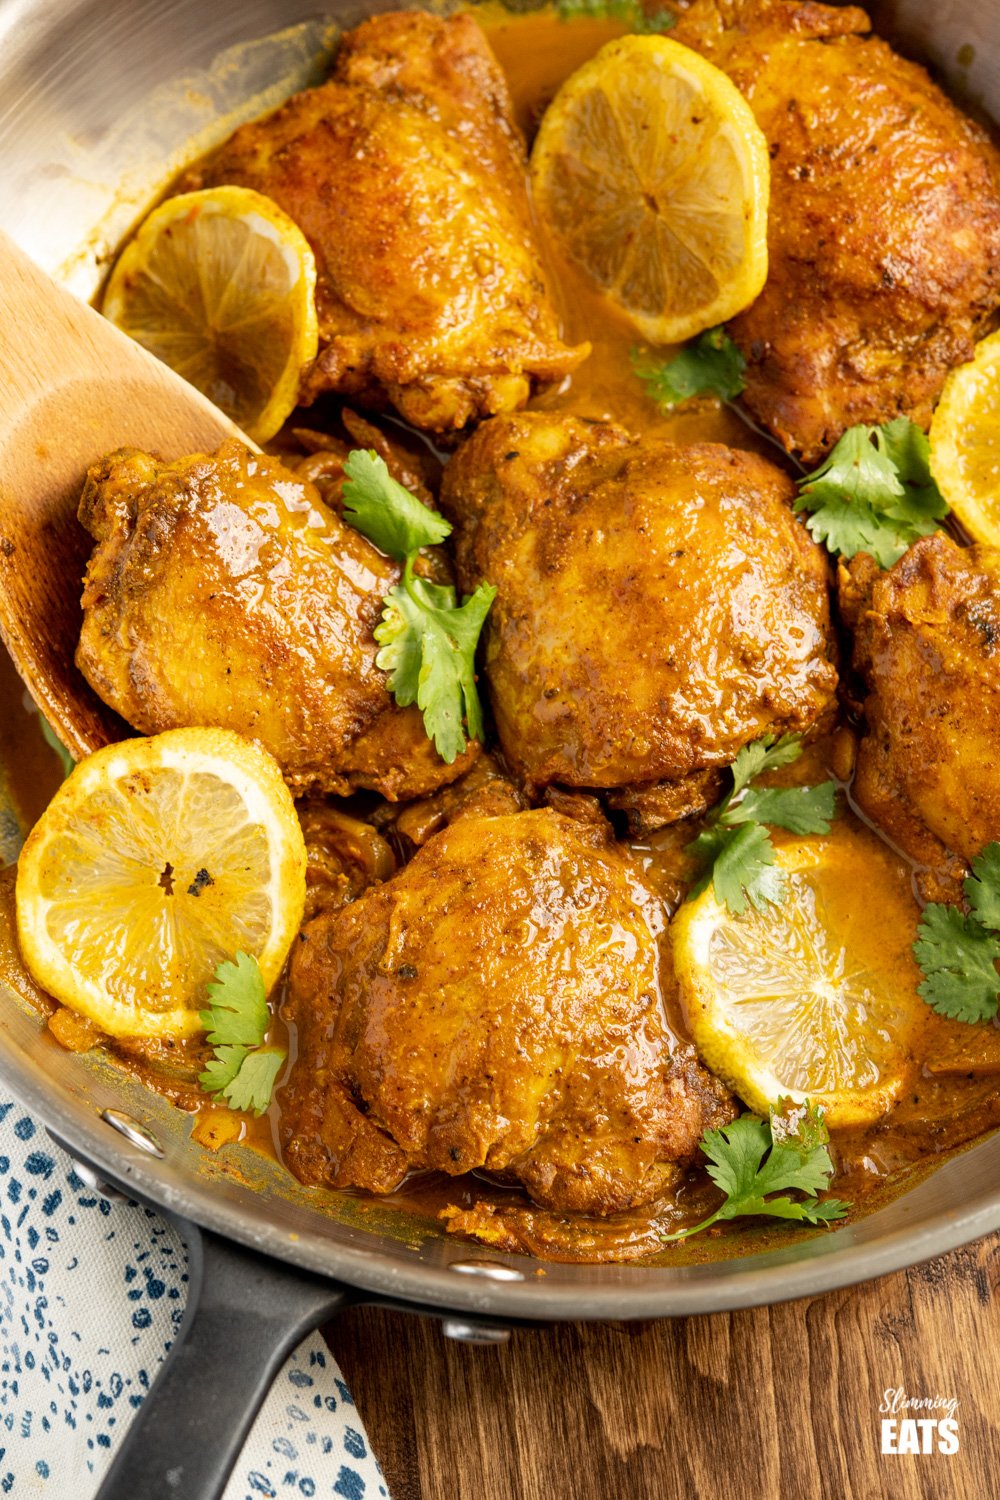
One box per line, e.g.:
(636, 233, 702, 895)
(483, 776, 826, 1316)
(796, 492, 904, 570)
(341, 449, 451, 561)
(795, 1197, 854, 1223)
(728, 732, 803, 796)
(700, 1114, 771, 1201)
(556, 0, 675, 32)
(198, 953, 286, 1116)
(794, 420, 947, 567)
(685, 822, 733, 899)
(708, 821, 786, 916)
(217, 1047, 287, 1117)
(725, 1193, 849, 1225)
(200, 950, 268, 1047)
(685, 733, 836, 915)
(633, 327, 745, 408)
(339, 453, 496, 764)
(913, 903, 1000, 1024)
(751, 1126, 835, 1200)
(879, 416, 943, 513)
(199, 1044, 249, 1094)
(374, 581, 425, 707)
(802, 424, 903, 505)
(731, 782, 836, 837)
(375, 564, 496, 764)
(664, 1105, 850, 1240)
(965, 843, 1000, 933)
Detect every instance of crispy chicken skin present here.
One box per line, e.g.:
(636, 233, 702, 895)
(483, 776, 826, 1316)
(840, 534, 1000, 896)
(281, 809, 735, 1216)
(184, 11, 586, 432)
(673, 0, 1000, 463)
(75, 440, 475, 800)
(440, 412, 838, 826)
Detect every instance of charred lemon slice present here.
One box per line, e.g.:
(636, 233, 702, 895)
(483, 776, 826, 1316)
(929, 328, 1000, 545)
(102, 186, 318, 443)
(671, 828, 927, 1127)
(530, 34, 769, 344)
(15, 728, 306, 1039)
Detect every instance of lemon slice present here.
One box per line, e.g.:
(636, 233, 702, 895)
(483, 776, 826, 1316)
(15, 728, 306, 1039)
(102, 186, 319, 444)
(929, 329, 1000, 545)
(530, 34, 769, 344)
(671, 831, 926, 1127)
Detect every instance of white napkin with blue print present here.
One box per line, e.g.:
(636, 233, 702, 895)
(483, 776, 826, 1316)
(0, 1097, 389, 1499)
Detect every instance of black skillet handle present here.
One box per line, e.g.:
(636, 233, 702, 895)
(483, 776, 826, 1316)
(96, 1221, 350, 1500)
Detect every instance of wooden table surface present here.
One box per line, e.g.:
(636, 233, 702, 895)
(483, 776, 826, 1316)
(329, 1235, 1000, 1499)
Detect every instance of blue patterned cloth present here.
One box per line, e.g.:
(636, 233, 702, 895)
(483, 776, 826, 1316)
(0, 1098, 389, 1498)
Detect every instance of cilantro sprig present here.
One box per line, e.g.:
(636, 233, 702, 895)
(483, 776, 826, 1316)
(687, 734, 837, 915)
(794, 419, 948, 567)
(632, 326, 746, 408)
(375, 561, 496, 766)
(556, 0, 676, 33)
(341, 450, 496, 763)
(913, 843, 1000, 1023)
(199, 951, 286, 1116)
(664, 1103, 850, 1241)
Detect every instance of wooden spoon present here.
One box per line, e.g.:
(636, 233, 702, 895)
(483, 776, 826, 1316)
(0, 230, 250, 760)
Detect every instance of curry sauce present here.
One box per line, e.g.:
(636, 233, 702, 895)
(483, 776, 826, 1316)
(3, 9, 1000, 1264)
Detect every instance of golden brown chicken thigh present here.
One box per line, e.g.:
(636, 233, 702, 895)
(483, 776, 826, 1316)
(673, 0, 1000, 463)
(75, 439, 475, 799)
(281, 808, 735, 1218)
(840, 534, 1000, 900)
(184, 10, 586, 432)
(441, 412, 838, 829)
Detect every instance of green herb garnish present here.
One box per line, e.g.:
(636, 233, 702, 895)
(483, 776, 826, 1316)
(341, 449, 496, 763)
(633, 326, 746, 407)
(794, 418, 948, 567)
(913, 843, 1000, 1023)
(376, 563, 496, 767)
(199, 951, 286, 1116)
(687, 734, 836, 916)
(342, 449, 451, 557)
(556, 0, 676, 33)
(664, 1102, 850, 1241)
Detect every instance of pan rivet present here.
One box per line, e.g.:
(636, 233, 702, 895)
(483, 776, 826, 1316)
(100, 1108, 164, 1158)
(448, 1260, 525, 1282)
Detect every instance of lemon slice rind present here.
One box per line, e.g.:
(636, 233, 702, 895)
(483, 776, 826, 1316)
(530, 35, 770, 344)
(671, 841, 921, 1128)
(102, 186, 319, 444)
(929, 328, 1000, 547)
(16, 728, 306, 1040)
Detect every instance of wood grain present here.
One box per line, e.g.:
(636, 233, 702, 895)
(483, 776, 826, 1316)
(0, 231, 245, 762)
(329, 1235, 1000, 1499)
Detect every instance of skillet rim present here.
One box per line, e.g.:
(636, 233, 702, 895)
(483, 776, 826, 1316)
(4, 1010, 1000, 1320)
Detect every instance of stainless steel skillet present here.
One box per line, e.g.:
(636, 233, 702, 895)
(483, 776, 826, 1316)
(1, 0, 999, 1495)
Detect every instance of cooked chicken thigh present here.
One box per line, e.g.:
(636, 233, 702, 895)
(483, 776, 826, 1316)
(840, 533, 1000, 898)
(441, 412, 838, 829)
(75, 440, 475, 799)
(184, 10, 586, 432)
(281, 808, 735, 1216)
(674, 0, 1000, 463)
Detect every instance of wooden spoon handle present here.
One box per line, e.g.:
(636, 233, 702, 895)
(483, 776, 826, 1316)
(0, 230, 246, 759)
